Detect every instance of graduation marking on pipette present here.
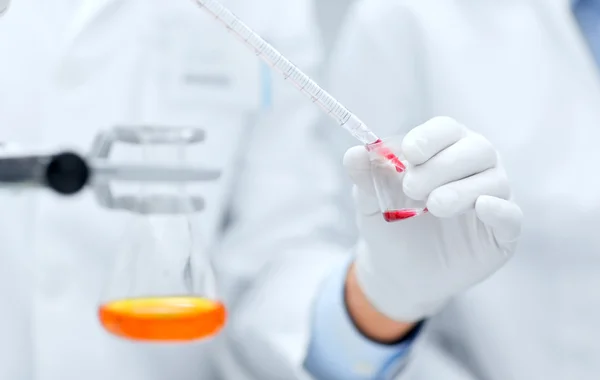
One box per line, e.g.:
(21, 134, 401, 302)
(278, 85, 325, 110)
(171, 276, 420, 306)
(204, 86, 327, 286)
(191, 0, 406, 173)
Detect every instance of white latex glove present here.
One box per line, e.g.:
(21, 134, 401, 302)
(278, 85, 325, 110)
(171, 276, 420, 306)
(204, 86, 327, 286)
(345, 117, 523, 322)
(0, 0, 9, 16)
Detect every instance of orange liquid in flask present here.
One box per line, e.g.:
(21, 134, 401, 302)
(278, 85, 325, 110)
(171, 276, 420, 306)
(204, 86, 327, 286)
(99, 296, 227, 342)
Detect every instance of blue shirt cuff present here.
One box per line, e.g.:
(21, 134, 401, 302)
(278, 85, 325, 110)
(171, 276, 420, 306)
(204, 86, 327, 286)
(303, 259, 421, 380)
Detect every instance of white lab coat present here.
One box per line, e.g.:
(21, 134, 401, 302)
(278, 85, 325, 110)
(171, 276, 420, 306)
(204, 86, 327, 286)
(0, 0, 343, 379)
(311, 0, 599, 378)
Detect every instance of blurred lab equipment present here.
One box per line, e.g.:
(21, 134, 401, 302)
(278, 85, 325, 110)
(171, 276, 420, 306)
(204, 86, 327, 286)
(192, 0, 426, 221)
(0, 126, 224, 342)
(0, 127, 219, 196)
(0, 127, 219, 197)
(97, 126, 224, 342)
(0, 0, 335, 377)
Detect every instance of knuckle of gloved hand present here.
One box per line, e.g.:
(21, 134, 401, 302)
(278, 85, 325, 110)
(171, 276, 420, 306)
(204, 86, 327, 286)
(428, 115, 464, 130)
(462, 134, 498, 173)
(400, 134, 428, 165)
(402, 116, 466, 165)
(426, 187, 462, 217)
(492, 171, 512, 200)
(421, 116, 466, 138)
(343, 145, 371, 171)
(401, 170, 428, 201)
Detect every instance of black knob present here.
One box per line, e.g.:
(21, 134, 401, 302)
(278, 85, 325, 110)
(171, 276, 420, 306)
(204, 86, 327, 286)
(45, 152, 90, 195)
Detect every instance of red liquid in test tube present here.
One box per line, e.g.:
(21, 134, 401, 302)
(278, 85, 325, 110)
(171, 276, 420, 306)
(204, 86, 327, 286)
(382, 209, 419, 222)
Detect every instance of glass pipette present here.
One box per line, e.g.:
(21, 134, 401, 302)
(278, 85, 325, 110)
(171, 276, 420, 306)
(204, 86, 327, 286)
(191, 0, 431, 221)
(191, 0, 406, 173)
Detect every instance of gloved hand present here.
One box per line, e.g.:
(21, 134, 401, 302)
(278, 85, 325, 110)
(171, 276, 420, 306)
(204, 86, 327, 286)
(344, 116, 523, 322)
(0, 0, 9, 15)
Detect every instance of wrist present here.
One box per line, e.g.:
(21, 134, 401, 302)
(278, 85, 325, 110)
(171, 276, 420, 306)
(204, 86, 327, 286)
(345, 262, 416, 344)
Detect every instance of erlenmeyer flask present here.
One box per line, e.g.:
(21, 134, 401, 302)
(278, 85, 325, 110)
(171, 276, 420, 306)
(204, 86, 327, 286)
(96, 126, 225, 342)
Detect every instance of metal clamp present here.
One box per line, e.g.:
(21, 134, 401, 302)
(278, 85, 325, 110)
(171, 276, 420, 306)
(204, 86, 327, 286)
(88, 126, 221, 214)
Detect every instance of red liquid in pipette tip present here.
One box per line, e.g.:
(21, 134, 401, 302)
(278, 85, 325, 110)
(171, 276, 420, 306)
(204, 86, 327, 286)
(366, 139, 406, 173)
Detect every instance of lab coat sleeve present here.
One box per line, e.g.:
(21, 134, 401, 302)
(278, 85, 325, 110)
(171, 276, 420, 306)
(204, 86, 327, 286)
(303, 257, 421, 379)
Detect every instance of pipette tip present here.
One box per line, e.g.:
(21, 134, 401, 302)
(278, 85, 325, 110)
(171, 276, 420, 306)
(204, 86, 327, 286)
(366, 139, 406, 172)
